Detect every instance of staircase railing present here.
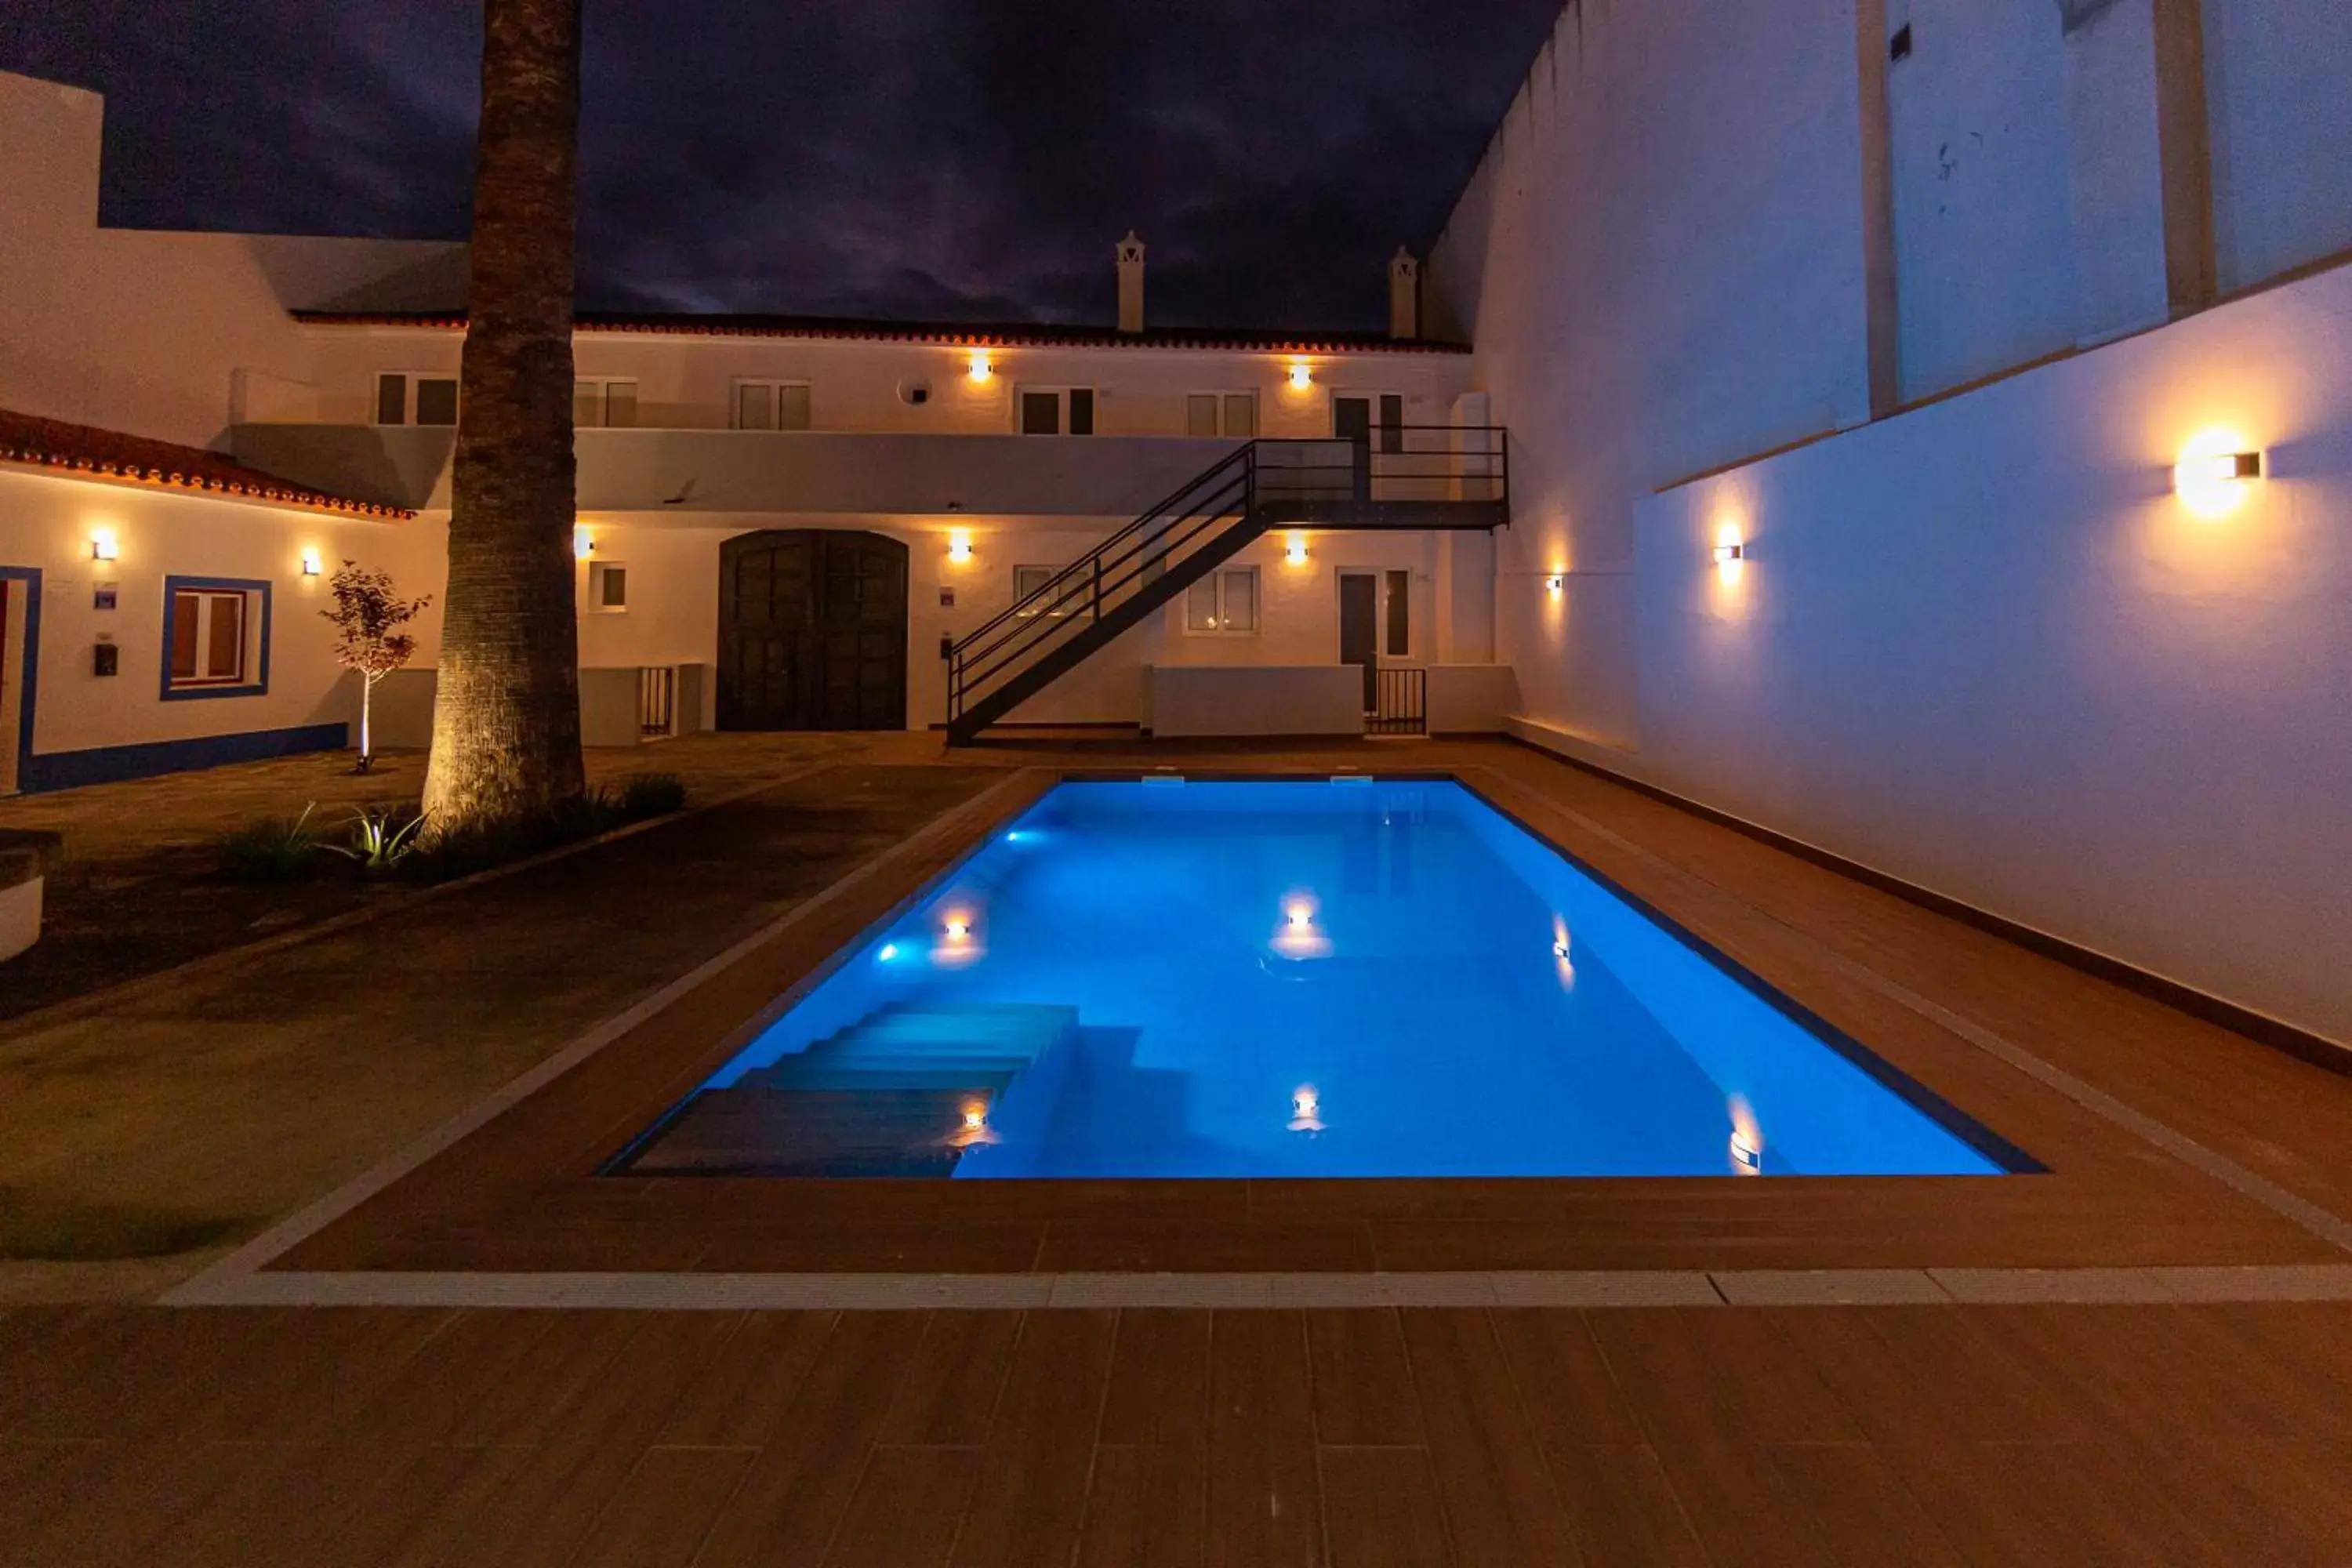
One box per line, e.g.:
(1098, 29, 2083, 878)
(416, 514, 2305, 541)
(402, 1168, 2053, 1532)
(946, 425, 1507, 739)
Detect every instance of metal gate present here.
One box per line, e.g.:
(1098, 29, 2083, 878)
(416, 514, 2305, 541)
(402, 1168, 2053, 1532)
(1368, 666, 1427, 736)
(639, 666, 676, 739)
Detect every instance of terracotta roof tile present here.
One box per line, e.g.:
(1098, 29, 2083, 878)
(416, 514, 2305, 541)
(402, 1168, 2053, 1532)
(292, 310, 1472, 355)
(0, 408, 415, 519)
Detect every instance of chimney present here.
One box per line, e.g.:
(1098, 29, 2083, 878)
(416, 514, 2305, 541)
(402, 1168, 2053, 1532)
(1116, 230, 1146, 334)
(1388, 247, 1421, 340)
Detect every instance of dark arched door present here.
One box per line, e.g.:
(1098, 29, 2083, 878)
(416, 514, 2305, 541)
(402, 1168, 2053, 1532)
(717, 530, 908, 730)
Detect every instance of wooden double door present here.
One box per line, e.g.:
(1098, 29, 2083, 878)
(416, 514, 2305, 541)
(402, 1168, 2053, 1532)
(717, 530, 907, 731)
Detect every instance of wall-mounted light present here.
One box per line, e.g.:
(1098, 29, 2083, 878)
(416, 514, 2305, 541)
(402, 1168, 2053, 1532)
(1285, 901, 1314, 931)
(574, 525, 595, 559)
(1544, 574, 1563, 595)
(946, 528, 973, 565)
(967, 349, 993, 383)
(1711, 542, 1744, 564)
(2174, 435, 2263, 518)
(962, 1102, 988, 1131)
(300, 547, 324, 577)
(89, 528, 119, 561)
(1289, 1083, 1326, 1133)
(1285, 531, 1309, 566)
(877, 942, 901, 962)
(943, 913, 973, 940)
(1288, 361, 1313, 391)
(1728, 1094, 1763, 1175)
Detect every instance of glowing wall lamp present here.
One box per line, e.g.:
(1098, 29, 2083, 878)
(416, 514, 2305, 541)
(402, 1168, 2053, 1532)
(2174, 435, 2263, 518)
(1287, 361, 1314, 391)
(966, 349, 994, 383)
(573, 525, 595, 559)
(300, 546, 324, 576)
(1711, 542, 1744, 565)
(946, 528, 974, 565)
(1544, 574, 1564, 596)
(90, 527, 119, 561)
(1285, 531, 1309, 566)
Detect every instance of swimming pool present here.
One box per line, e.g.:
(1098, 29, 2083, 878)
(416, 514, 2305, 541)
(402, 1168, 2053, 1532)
(617, 779, 2027, 1180)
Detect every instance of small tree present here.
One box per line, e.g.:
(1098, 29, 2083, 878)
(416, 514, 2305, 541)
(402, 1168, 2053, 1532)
(321, 561, 431, 774)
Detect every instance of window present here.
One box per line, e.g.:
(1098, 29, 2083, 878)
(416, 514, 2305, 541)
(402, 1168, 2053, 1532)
(734, 379, 812, 430)
(1183, 568, 1259, 634)
(575, 379, 640, 428)
(162, 577, 269, 699)
(1018, 387, 1095, 435)
(374, 373, 460, 426)
(1333, 392, 1406, 454)
(1185, 392, 1258, 437)
(590, 561, 629, 612)
(1012, 564, 1086, 618)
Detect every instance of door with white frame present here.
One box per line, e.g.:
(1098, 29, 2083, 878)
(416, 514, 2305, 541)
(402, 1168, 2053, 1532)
(0, 569, 31, 795)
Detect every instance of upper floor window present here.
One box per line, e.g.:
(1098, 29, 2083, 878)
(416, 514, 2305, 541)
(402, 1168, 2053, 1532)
(1012, 564, 1086, 618)
(1018, 387, 1095, 436)
(1333, 392, 1405, 454)
(575, 379, 640, 429)
(735, 379, 811, 431)
(589, 561, 629, 612)
(376, 373, 459, 427)
(162, 576, 270, 700)
(1186, 393, 1258, 438)
(1183, 567, 1258, 635)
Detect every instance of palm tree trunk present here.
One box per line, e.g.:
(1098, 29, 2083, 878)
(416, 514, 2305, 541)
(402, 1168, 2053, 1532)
(422, 0, 587, 825)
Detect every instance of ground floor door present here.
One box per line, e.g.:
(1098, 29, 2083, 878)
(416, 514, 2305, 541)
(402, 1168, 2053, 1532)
(1338, 571, 1379, 712)
(717, 530, 908, 731)
(0, 572, 25, 794)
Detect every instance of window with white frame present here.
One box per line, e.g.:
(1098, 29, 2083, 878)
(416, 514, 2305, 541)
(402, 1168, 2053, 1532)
(1183, 567, 1258, 634)
(734, 379, 812, 430)
(1012, 564, 1085, 618)
(589, 561, 629, 613)
(164, 580, 267, 695)
(1185, 392, 1258, 437)
(575, 378, 640, 428)
(1018, 387, 1095, 435)
(374, 372, 460, 426)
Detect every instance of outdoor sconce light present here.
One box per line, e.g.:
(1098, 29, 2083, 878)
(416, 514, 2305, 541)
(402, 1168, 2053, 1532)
(1730, 1131, 1762, 1171)
(1712, 542, 1745, 564)
(574, 526, 595, 559)
(1288, 361, 1313, 391)
(90, 528, 119, 561)
(966, 349, 993, 383)
(2173, 433, 2264, 517)
(962, 1102, 989, 1131)
(947, 528, 974, 565)
(1552, 937, 1571, 959)
(1285, 902, 1314, 931)
(300, 547, 324, 576)
(1544, 574, 1563, 595)
(1285, 531, 1309, 566)
(2178, 450, 2261, 486)
(943, 914, 973, 940)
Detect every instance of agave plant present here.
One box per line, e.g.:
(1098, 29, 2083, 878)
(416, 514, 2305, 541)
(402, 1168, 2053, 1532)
(324, 807, 430, 873)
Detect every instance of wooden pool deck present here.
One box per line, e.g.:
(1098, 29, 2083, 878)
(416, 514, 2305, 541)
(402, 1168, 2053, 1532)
(5, 734, 2350, 1560)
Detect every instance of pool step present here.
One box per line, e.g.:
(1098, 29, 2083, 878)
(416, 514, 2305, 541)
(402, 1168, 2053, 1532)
(619, 1002, 1083, 1176)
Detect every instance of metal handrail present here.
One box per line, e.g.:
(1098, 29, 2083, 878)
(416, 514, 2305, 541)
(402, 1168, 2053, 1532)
(948, 423, 1509, 726)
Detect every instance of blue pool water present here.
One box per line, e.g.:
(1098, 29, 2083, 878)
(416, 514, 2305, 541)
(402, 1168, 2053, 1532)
(630, 780, 2018, 1179)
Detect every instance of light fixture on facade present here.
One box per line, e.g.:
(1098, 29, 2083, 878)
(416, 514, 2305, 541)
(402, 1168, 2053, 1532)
(90, 528, 118, 561)
(944, 913, 972, 940)
(1728, 1094, 1763, 1175)
(300, 547, 324, 576)
(1711, 542, 1744, 564)
(2173, 436, 2263, 517)
(574, 525, 595, 559)
(1285, 531, 1308, 566)
(1544, 574, 1563, 595)
(1288, 361, 1313, 391)
(967, 349, 993, 383)
(947, 528, 973, 564)
(1289, 1083, 1325, 1133)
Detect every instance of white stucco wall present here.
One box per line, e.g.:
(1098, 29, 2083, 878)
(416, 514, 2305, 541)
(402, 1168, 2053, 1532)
(0, 468, 445, 768)
(2204, 0, 2352, 289)
(0, 71, 464, 452)
(1557, 261, 2352, 1045)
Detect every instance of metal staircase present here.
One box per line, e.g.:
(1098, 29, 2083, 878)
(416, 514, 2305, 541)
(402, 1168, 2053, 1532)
(945, 426, 1507, 742)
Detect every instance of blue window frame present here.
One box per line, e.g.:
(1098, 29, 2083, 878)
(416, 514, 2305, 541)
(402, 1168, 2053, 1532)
(0, 565, 38, 788)
(160, 575, 272, 702)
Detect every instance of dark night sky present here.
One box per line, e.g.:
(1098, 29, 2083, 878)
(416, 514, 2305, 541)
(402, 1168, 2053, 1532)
(1, 0, 1562, 330)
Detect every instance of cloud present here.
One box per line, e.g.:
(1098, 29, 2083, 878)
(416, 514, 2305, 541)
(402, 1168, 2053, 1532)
(2, 0, 1561, 328)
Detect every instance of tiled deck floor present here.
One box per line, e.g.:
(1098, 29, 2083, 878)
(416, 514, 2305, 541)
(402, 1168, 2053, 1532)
(5, 1300, 2351, 1563)
(7, 734, 2352, 1559)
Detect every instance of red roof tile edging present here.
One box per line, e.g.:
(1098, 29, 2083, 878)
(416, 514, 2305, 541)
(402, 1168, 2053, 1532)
(0, 408, 414, 519)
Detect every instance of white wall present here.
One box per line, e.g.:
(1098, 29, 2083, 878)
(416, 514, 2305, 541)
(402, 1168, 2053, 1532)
(0, 71, 464, 452)
(2204, 0, 2352, 289)
(0, 468, 445, 764)
(1578, 261, 2352, 1044)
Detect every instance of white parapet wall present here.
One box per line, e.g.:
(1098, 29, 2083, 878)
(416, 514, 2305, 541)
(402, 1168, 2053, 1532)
(1145, 664, 1364, 738)
(1427, 664, 1520, 735)
(0, 856, 40, 964)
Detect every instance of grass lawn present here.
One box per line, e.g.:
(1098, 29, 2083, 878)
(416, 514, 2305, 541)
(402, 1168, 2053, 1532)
(0, 744, 994, 1300)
